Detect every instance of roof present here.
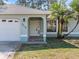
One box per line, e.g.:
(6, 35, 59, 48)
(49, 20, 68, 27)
(0, 5, 50, 15)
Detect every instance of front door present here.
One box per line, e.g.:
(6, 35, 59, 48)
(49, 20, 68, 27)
(29, 20, 40, 36)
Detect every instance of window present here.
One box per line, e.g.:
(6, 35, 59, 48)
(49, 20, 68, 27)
(47, 19, 68, 32)
(8, 20, 13, 22)
(15, 20, 18, 22)
(47, 20, 56, 32)
(62, 22, 68, 32)
(2, 20, 6, 22)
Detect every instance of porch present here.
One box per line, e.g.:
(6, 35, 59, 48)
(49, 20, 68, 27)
(28, 36, 44, 42)
(21, 17, 47, 44)
(27, 36, 46, 44)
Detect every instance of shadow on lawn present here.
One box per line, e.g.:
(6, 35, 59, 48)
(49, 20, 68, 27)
(19, 38, 79, 51)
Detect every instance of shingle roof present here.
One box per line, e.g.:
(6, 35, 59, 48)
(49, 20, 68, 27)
(0, 5, 50, 15)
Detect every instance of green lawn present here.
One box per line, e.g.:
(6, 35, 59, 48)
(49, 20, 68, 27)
(13, 38, 79, 59)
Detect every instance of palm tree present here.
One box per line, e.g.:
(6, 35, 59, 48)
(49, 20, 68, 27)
(50, 0, 75, 39)
(71, 0, 79, 19)
(48, 0, 57, 4)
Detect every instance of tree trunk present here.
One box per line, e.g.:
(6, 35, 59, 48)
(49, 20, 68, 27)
(57, 17, 62, 39)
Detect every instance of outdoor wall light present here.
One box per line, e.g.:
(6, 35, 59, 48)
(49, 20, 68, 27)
(23, 18, 25, 22)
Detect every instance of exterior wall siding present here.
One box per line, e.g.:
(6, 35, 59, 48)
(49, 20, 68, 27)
(67, 19, 79, 37)
(0, 14, 46, 43)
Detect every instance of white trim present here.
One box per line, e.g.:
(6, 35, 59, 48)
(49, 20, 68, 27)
(43, 35, 46, 37)
(67, 32, 79, 34)
(67, 32, 79, 37)
(43, 17, 46, 42)
(29, 34, 40, 36)
(47, 32, 57, 34)
(62, 32, 68, 34)
(56, 20, 58, 33)
(26, 17, 29, 38)
(21, 35, 28, 37)
(62, 32, 79, 34)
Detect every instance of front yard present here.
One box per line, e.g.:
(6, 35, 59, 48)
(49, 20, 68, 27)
(13, 38, 79, 59)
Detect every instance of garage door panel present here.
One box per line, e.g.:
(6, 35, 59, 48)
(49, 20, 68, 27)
(0, 19, 20, 41)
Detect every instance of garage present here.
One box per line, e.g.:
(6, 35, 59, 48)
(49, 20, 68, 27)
(0, 19, 20, 41)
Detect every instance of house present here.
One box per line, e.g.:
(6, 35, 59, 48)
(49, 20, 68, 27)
(0, 5, 49, 44)
(0, 5, 79, 44)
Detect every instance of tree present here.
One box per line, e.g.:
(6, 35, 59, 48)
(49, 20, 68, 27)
(48, 0, 57, 4)
(70, 0, 79, 18)
(50, 0, 75, 39)
(16, 0, 48, 10)
(16, 0, 55, 10)
(0, 0, 5, 5)
(16, 0, 27, 6)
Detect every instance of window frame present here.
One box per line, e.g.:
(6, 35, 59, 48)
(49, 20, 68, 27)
(47, 19, 57, 32)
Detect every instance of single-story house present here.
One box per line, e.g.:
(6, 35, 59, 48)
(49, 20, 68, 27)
(0, 5, 79, 44)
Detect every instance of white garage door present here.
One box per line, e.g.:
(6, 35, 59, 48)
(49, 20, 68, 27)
(0, 19, 20, 41)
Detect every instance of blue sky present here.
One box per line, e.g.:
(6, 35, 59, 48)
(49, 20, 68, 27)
(4, 0, 16, 4)
(8, 0, 16, 4)
(4, 0, 72, 4)
(66, 0, 72, 5)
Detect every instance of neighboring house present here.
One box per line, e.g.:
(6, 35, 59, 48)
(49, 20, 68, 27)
(0, 5, 79, 44)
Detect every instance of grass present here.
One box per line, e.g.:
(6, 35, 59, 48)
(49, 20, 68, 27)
(13, 38, 79, 59)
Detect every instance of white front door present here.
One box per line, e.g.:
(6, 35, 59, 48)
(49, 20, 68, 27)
(29, 20, 40, 36)
(0, 19, 20, 41)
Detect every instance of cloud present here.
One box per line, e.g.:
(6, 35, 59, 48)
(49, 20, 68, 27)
(3, 0, 11, 4)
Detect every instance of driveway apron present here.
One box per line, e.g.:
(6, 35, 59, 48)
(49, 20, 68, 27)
(0, 42, 21, 59)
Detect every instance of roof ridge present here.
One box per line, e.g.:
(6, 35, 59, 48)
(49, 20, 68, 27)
(0, 4, 49, 15)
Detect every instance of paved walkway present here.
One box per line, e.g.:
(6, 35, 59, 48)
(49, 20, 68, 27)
(0, 42, 21, 59)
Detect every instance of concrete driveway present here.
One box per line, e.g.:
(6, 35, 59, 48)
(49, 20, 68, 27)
(0, 42, 21, 59)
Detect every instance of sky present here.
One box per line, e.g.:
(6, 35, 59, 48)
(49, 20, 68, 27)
(4, 0, 72, 4)
(66, 0, 72, 5)
(4, 0, 16, 4)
